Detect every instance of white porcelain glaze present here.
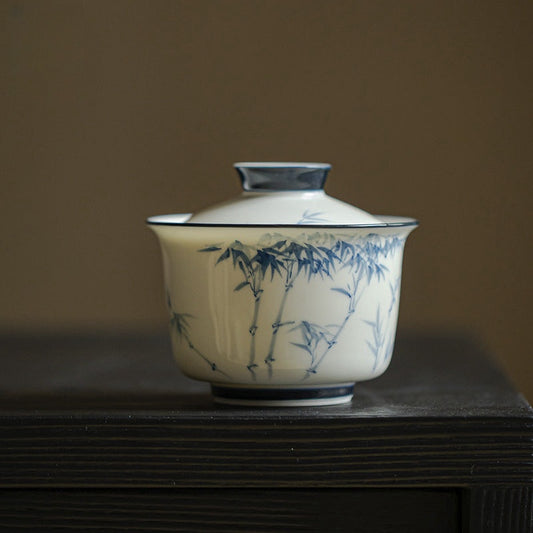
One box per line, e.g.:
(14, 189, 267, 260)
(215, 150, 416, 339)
(188, 191, 385, 225)
(147, 163, 418, 406)
(188, 162, 383, 225)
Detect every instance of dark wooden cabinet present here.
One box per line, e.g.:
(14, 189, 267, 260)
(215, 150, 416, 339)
(0, 333, 531, 532)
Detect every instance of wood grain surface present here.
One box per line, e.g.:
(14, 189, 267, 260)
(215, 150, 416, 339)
(0, 333, 531, 489)
(465, 486, 533, 533)
(0, 488, 459, 533)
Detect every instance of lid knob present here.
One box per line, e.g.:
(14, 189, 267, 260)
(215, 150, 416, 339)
(234, 162, 331, 191)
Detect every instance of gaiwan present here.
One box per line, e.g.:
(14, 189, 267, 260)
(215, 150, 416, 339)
(147, 163, 418, 406)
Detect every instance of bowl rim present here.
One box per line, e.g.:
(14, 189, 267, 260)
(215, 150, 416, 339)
(146, 214, 419, 228)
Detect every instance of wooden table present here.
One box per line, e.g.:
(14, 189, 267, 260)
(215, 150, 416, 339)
(0, 332, 531, 532)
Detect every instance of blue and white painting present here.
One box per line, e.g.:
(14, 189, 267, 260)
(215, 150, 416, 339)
(166, 231, 405, 382)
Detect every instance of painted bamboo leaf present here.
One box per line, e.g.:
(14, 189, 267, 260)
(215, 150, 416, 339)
(291, 342, 313, 356)
(298, 210, 328, 224)
(234, 281, 249, 291)
(166, 294, 229, 378)
(197, 231, 404, 380)
(216, 248, 230, 264)
(331, 287, 352, 298)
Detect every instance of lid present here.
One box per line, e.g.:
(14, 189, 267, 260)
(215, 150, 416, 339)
(187, 162, 384, 225)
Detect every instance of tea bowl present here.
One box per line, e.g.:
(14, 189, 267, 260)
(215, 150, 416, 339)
(148, 163, 417, 406)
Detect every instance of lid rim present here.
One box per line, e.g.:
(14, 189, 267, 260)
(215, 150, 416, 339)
(234, 162, 331, 169)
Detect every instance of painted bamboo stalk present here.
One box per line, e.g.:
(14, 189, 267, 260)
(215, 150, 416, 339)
(168, 307, 230, 379)
(264, 258, 296, 376)
(246, 274, 263, 377)
(305, 269, 364, 377)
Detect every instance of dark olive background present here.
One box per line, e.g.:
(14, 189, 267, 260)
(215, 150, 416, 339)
(1, 1, 531, 400)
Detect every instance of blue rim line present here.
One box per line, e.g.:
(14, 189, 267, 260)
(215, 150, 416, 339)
(211, 384, 354, 401)
(146, 218, 419, 229)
